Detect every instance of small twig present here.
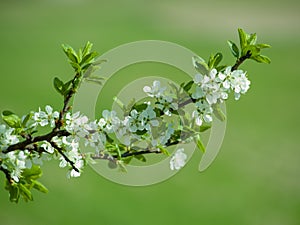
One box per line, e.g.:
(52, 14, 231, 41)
(55, 72, 81, 130)
(49, 141, 79, 172)
(119, 149, 161, 158)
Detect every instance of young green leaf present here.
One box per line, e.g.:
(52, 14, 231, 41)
(227, 40, 240, 58)
(32, 180, 49, 194)
(62, 44, 78, 63)
(2, 110, 22, 128)
(199, 124, 211, 132)
(212, 104, 226, 121)
(80, 52, 99, 66)
(5, 181, 20, 203)
(195, 135, 206, 153)
(248, 33, 257, 45)
(238, 28, 247, 49)
(251, 55, 271, 64)
(113, 96, 125, 110)
(53, 77, 64, 95)
(158, 145, 170, 156)
(122, 156, 133, 164)
(134, 154, 147, 162)
(256, 43, 271, 49)
(242, 45, 260, 57)
(192, 56, 209, 75)
(21, 113, 32, 128)
(82, 41, 93, 57)
(183, 80, 194, 92)
(22, 165, 43, 181)
(19, 183, 33, 201)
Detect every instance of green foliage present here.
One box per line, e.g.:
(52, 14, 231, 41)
(2, 111, 22, 129)
(62, 41, 99, 73)
(192, 56, 209, 75)
(208, 52, 223, 69)
(5, 165, 48, 203)
(228, 28, 271, 64)
(54, 42, 100, 98)
(195, 135, 206, 153)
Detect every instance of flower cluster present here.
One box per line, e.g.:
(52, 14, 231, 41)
(191, 66, 250, 126)
(32, 105, 59, 128)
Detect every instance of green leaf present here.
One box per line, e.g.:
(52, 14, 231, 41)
(113, 96, 125, 110)
(135, 129, 147, 136)
(122, 156, 133, 164)
(22, 165, 43, 181)
(78, 48, 83, 63)
(248, 33, 257, 45)
(133, 103, 148, 112)
(216, 65, 227, 72)
(242, 45, 260, 57)
(183, 80, 194, 92)
(227, 40, 240, 58)
(124, 98, 136, 114)
(5, 182, 20, 203)
(2, 110, 22, 128)
(61, 80, 72, 95)
(251, 55, 271, 64)
(32, 180, 49, 194)
(158, 145, 170, 156)
(69, 61, 81, 72)
(80, 52, 99, 66)
(200, 124, 211, 132)
(256, 43, 271, 49)
(238, 28, 247, 49)
(82, 41, 93, 57)
(62, 44, 78, 63)
(208, 52, 223, 68)
(195, 135, 206, 153)
(53, 77, 64, 95)
(21, 113, 33, 128)
(19, 183, 33, 201)
(213, 52, 223, 67)
(81, 63, 93, 71)
(134, 154, 147, 162)
(212, 104, 226, 121)
(192, 56, 209, 75)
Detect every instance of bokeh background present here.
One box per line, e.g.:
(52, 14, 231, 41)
(1, 0, 300, 224)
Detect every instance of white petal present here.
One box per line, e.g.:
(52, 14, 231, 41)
(143, 86, 151, 93)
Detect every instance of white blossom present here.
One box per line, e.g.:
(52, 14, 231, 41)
(170, 148, 187, 170)
(143, 80, 166, 98)
(33, 105, 59, 127)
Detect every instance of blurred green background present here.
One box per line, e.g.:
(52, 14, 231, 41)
(1, 0, 300, 224)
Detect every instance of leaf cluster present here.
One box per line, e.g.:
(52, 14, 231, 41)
(5, 166, 48, 203)
(228, 28, 271, 64)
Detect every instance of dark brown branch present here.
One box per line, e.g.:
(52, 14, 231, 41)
(0, 165, 12, 183)
(232, 50, 252, 71)
(54, 72, 81, 130)
(49, 141, 79, 172)
(3, 130, 70, 154)
(119, 149, 161, 158)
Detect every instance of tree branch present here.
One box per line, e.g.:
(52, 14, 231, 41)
(232, 50, 252, 71)
(49, 141, 79, 172)
(3, 130, 70, 154)
(0, 165, 12, 183)
(54, 72, 81, 130)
